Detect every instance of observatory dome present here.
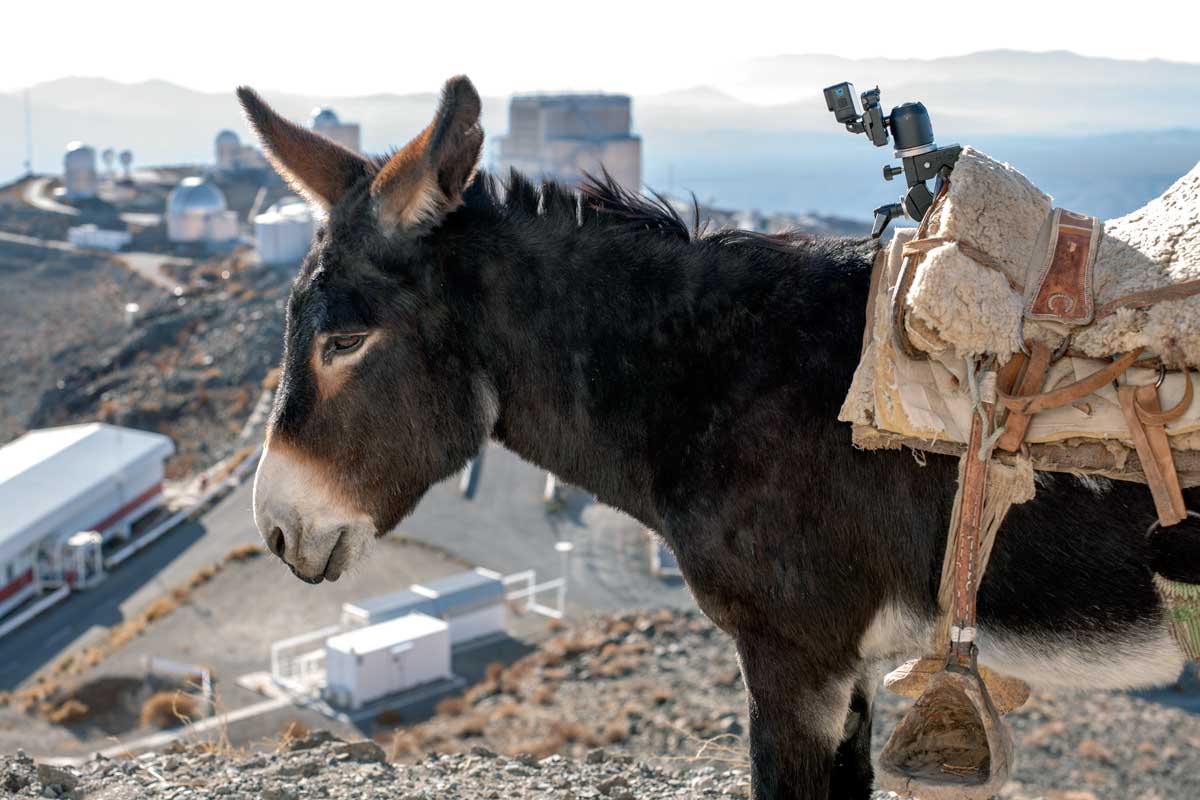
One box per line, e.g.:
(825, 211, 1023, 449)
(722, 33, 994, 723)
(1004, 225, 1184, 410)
(216, 129, 240, 145)
(168, 176, 227, 216)
(310, 107, 340, 129)
(64, 141, 95, 165)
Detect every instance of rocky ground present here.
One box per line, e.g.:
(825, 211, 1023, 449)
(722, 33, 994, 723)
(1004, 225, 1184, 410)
(381, 610, 1200, 799)
(2, 733, 753, 800)
(2, 610, 1199, 798)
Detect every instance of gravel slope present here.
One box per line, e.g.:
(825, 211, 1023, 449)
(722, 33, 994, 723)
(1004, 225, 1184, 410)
(4, 610, 1198, 799)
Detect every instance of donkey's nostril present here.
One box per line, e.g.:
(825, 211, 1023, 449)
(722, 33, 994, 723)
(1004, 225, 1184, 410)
(267, 526, 286, 558)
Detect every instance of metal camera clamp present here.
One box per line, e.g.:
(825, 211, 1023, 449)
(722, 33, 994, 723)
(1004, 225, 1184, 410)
(823, 83, 962, 238)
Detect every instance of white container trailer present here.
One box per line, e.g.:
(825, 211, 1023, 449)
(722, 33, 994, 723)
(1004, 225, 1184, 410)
(323, 613, 451, 710)
(411, 569, 507, 645)
(341, 588, 437, 628)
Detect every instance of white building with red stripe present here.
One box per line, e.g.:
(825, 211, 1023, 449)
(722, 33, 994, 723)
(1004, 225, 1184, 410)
(0, 423, 174, 617)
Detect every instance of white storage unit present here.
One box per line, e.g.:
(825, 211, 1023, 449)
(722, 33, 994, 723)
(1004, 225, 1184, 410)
(255, 199, 315, 266)
(323, 613, 451, 709)
(341, 588, 436, 628)
(0, 423, 174, 614)
(412, 569, 507, 645)
(67, 224, 132, 251)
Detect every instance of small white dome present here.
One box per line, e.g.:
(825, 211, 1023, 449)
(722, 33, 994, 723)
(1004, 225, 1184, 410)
(216, 129, 240, 145)
(168, 176, 228, 216)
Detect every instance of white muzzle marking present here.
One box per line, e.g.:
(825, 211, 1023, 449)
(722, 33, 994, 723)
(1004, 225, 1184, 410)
(252, 442, 375, 582)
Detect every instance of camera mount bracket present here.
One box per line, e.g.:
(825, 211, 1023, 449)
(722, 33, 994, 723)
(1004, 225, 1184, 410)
(824, 83, 961, 238)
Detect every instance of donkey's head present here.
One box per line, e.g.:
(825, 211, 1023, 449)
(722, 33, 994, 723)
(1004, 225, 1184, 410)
(242, 77, 496, 583)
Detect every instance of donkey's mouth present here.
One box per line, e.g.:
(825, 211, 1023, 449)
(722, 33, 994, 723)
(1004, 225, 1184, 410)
(288, 529, 352, 584)
(290, 565, 325, 585)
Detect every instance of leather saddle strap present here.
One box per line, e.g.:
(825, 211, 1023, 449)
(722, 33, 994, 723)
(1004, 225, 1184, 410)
(948, 393, 992, 666)
(1096, 279, 1200, 321)
(996, 342, 1053, 452)
(998, 348, 1144, 416)
(1119, 385, 1187, 527)
(1135, 371, 1194, 427)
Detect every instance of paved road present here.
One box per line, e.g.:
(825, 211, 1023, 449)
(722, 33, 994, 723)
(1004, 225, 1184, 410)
(0, 483, 259, 689)
(1, 443, 690, 690)
(0, 228, 187, 292)
(403, 443, 691, 613)
(23, 175, 164, 227)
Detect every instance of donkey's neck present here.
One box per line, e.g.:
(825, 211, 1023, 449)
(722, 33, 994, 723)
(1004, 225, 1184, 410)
(453, 196, 874, 529)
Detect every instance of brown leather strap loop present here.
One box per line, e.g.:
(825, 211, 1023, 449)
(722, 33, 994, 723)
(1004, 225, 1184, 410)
(996, 343, 1053, 452)
(1134, 370, 1194, 426)
(1095, 279, 1200, 320)
(997, 348, 1145, 416)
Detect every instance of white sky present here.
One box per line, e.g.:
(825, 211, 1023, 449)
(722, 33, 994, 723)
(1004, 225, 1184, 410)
(3, 0, 1197, 97)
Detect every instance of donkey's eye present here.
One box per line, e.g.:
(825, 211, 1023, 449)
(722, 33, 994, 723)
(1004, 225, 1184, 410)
(327, 334, 365, 356)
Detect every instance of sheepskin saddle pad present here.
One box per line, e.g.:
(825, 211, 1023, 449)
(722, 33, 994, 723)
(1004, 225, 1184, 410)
(840, 148, 1200, 482)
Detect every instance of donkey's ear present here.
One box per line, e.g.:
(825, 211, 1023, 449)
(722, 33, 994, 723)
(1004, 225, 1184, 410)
(236, 86, 373, 211)
(371, 75, 484, 231)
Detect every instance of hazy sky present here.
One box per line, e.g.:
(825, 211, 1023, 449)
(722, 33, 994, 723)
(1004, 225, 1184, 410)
(4, 0, 1197, 97)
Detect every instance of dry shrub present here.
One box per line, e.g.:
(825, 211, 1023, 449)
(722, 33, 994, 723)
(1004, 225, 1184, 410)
(140, 692, 198, 729)
(186, 564, 218, 590)
(435, 695, 466, 717)
(454, 714, 488, 738)
(650, 686, 675, 706)
(595, 656, 641, 679)
(278, 719, 310, 745)
(508, 734, 564, 761)
(601, 718, 630, 744)
(374, 708, 404, 726)
(489, 700, 520, 722)
(550, 720, 595, 745)
(529, 683, 557, 706)
(223, 543, 264, 563)
(606, 620, 632, 638)
(463, 680, 497, 706)
(143, 596, 179, 623)
(621, 639, 651, 655)
(262, 367, 281, 391)
(540, 648, 565, 669)
(484, 662, 505, 683)
(546, 617, 568, 633)
(599, 643, 621, 660)
(542, 667, 570, 681)
(389, 730, 420, 758)
(560, 632, 604, 657)
(45, 699, 90, 724)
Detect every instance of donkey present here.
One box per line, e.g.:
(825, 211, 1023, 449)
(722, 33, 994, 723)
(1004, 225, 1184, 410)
(242, 76, 1199, 799)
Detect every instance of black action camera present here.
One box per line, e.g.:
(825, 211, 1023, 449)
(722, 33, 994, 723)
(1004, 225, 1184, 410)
(824, 82, 961, 238)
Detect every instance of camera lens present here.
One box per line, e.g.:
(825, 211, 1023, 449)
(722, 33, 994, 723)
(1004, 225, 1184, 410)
(890, 102, 935, 156)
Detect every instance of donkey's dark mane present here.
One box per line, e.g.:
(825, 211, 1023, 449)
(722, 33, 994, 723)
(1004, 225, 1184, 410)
(462, 167, 812, 255)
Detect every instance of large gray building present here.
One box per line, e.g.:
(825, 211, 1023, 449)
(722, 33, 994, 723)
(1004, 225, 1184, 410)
(495, 94, 641, 191)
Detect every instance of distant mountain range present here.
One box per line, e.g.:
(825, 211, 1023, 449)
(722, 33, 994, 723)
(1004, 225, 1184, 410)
(3, 51, 1199, 219)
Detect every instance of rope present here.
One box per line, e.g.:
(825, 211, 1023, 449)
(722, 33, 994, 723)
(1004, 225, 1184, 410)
(964, 357, 1007, 461)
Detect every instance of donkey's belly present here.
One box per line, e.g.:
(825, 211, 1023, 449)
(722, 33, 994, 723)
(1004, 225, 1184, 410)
(976, 621, 1185, 690)
(859, 601, 1186, 691)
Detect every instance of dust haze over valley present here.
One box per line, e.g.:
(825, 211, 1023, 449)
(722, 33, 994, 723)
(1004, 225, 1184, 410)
(5, 51, 1200, 220)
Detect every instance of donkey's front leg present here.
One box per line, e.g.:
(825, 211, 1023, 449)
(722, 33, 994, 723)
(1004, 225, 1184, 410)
(830, 668, 876, 799)
(736, 635, 860, 800)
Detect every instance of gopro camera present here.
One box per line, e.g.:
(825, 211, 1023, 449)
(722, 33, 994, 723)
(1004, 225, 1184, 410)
(823, 82, 961, 237)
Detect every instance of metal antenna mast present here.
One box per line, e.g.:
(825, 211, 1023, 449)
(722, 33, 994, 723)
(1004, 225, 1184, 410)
(23, 90, 33, 177)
